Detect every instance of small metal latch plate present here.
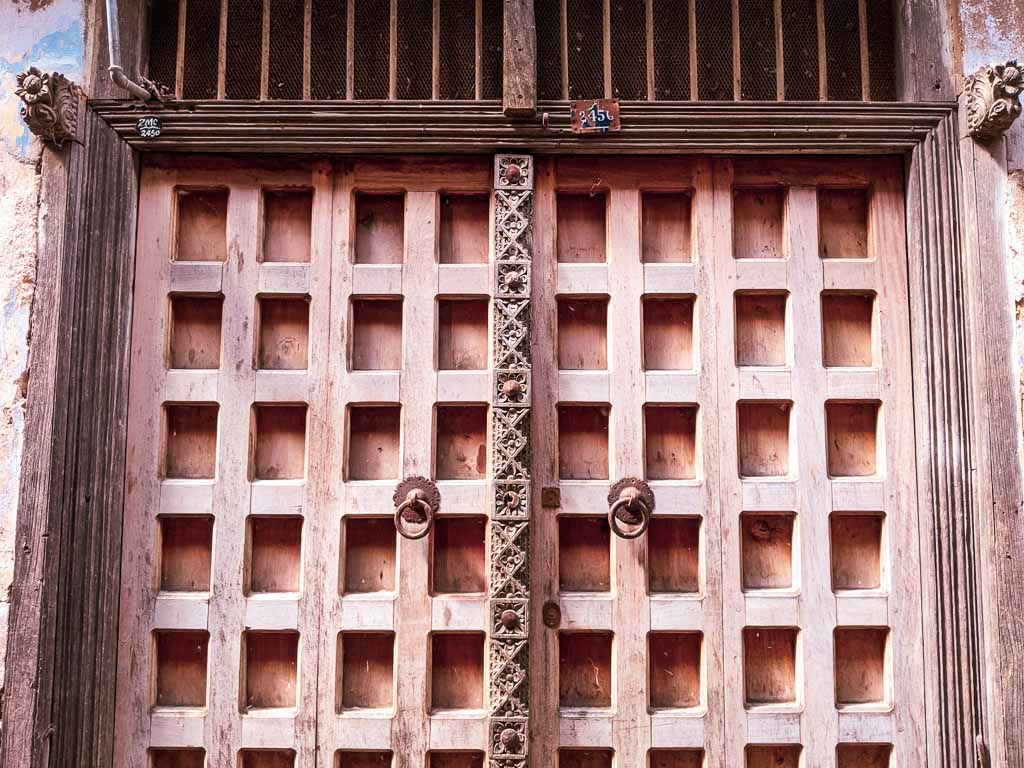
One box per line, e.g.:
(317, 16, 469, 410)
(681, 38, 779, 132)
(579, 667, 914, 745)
(541, 487, 561, 508)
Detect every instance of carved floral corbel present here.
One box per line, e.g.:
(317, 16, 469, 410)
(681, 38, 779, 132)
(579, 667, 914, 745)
(965, 59, 1023, 141)
(15, 67, 83, 148)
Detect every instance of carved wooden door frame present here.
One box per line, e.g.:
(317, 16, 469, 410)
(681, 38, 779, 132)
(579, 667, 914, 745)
(1, 95, 1018, 768)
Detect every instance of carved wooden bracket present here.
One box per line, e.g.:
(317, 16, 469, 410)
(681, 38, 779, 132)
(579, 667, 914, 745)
(965, 59, 1023, 141)
(15, 67, 83, 148)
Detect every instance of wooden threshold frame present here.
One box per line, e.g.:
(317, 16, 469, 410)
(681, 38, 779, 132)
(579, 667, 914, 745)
(0, 97, 1015, 768)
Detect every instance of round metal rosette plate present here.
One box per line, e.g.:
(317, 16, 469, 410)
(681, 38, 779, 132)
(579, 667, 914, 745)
(393, 476, 441, 540)
(607, 477, 655, 539)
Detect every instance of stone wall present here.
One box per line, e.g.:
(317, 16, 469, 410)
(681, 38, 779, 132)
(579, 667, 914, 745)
(0, 0, 83, 698)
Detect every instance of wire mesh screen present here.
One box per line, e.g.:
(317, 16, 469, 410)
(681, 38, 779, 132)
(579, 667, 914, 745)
(269, 0, 306, 99)
(397, 0, 434, 98)
(824, 0, 862, 99)
(311, 0, 347, 99)
(147, 0, 179, 93)
(652, 0, 689, 99)
(226, 0, 263, 98)
(866, 0, 896, 100)
(781, 0, 819, 99)
(566, 0, 605, 99)
(181, 0, 220, 98)
(536, 0, 564, 99)
(611, 0, 648, 100)
(696, 0, 734, 100)
(740, 0, 777, 100)
(480, 0, 504, 98)
(354, 0, 391, 98)
(148, 0, 900, 101)
(439, 0, 477, 99)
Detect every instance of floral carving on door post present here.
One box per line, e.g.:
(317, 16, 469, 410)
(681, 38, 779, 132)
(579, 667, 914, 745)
(965, 59, 1023, 141)
(490, 153, 533, 767)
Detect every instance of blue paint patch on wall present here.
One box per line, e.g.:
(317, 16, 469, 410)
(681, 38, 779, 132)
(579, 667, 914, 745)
(1, 17, 84, 156)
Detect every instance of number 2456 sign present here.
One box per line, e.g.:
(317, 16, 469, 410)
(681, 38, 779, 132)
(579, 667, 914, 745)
(570, 99, 621, 134)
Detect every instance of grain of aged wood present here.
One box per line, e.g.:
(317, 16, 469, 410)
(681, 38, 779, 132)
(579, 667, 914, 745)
(502, 0, 536, 116)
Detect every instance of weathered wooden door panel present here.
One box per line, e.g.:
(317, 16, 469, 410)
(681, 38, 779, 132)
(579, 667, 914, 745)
(529, 156, 926, 767)
(117, 154, 926, 767)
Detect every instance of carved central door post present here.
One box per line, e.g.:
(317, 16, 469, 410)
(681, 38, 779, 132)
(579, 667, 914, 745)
(489, 154, 534, 767)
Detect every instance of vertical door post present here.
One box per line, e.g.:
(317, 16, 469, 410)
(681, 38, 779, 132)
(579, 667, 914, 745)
(489, 154, 534, 766)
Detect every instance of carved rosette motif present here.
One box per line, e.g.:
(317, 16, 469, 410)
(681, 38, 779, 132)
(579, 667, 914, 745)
(965, 59, 1023, 141)
(15, 67, 82, 147)
(490, 153, 533, 767)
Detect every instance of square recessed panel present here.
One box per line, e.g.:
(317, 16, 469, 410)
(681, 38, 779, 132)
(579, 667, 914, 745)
(435, 405, 488, 480)
(347, 406, 401, 480)
(737, 402, 791, 478)
(741, 513, 796, 591)
(735, 292, 788, 367)
(336, 753, 393, 768)
(558, 749, 614, 768)
(337, 632, 395, 711)
(257, 296, 310, 370)
(830, 513, 884, 591)
(430, 633, 485, 711)
(154, 630, 209, 708)
(559, 516, 611, 592)
(836, 744, 892, 767)
(557, 193, 607, 263)
(826, 401, 880, 477)
(246, 516, 303, 594)
(159, 516, 213, 593)
(745, 745, 802, 768)
(559, 631, 613, 708)
(558, 405, 610, 480)
(343, 517, 396, 594)
(649, 632, 703, 710)
(427, 754, 485, 768)
(648, 517, 701, 594)
(355, 194, 404, 264)
(642, 192, 692, 263)
(164, 404, 218, 479)
(169, 295, 223, 369)
(263, 189, 312, 263)
(558, 297, 609, 370)
(834, 627, 889, 708)
(648, 750, 705, 768)
(819, 188, 869, 259)
(251, 404, 308, 480)
(351, 298, 403, 370)
(642, 296, 695, 370)
(644, 405, 698, 480)
(734, 188, 785, 259)
(243, 631, 299, 711)
(438, 298, 489, 370)
(238, 751, 296, 768)
(743, 626, 799, 707)
(432, 516, 487, 594)
(176, 189, 227, 262)
(822, 292, 875, 367)
(150, 749, 206, 768)
(440, 194, 489, 264)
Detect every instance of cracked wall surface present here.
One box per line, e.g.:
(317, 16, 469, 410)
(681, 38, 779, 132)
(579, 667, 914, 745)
(0, 0, 82, 704)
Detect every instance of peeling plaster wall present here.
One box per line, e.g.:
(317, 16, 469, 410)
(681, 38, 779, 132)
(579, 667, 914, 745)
(958, 0, 1024, 438)
(0, 0, 83, 699)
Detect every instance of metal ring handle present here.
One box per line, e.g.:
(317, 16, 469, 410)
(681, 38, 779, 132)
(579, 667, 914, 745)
(392, 477, 440, 540)
(394, 490, 433, 540)
(608, 491, 650, 540)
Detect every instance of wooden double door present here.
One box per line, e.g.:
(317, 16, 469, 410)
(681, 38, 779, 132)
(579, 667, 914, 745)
(116, 154, 926, 768)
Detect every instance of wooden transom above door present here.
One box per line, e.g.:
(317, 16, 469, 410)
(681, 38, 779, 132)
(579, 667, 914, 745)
(116, 154, 924, 768)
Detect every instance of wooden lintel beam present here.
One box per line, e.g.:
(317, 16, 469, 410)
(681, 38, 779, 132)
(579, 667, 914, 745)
(503, 0, 537, 117)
